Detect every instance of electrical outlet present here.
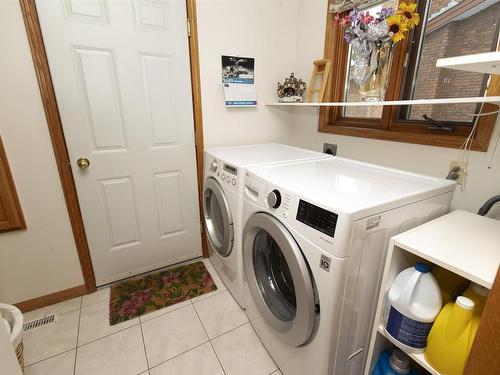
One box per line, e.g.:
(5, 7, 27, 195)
(448, 160, 468, 185)
(323, 143, 337, 156)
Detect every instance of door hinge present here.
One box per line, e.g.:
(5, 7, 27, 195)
(187, 18, 192, 37)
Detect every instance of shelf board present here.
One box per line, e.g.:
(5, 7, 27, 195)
(391, 210, 500, 289)
(266, 96, 500, 107)
(436, 52, 500, 75)
(377, 324, 440, 375)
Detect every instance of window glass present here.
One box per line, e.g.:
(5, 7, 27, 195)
(405, 0, 500, 124)
(343, 0, 399, 118)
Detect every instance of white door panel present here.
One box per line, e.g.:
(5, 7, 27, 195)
(36, 0, 202, 285)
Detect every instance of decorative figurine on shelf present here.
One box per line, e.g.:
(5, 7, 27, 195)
(277, 73, 307, 102)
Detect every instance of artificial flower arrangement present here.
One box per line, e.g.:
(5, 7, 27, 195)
(335, 3, 420, 99)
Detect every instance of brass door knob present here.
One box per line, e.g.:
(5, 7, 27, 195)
(77, 157, 90, 170)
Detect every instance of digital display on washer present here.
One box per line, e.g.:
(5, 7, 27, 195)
(296, 199, 338, 237)
(223, 163, 238, 175)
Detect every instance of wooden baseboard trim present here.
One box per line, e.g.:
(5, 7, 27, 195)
(14, 285, 87, 313)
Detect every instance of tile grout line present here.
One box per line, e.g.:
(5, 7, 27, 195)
(138, 319, 151, 372)
(139, 299, 193, 324)
(24, 262, 226, 373)
(192, 301, 227, 375)
(247, 322, 280, 374)
(23, 347, 76, 368)
(73, 297, 83, 375)
(76, 321, 141, 348)
(22, 299, 83, 369)
(24, 305, 81, 321)
(208, 320, 249, 341)
(147, 340, 208, 372)
(76, 296, 198, 350)
(146, 303, 247, 372)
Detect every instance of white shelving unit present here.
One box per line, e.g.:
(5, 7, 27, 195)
(364, 210, 500, 375)
(436, 52, 500, 75)
(266, 96, 500, 108)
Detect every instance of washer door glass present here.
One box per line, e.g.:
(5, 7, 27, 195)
(204, 178, 234, 257)
(243, 212, 317, 347)
(253, 229, 296, 322)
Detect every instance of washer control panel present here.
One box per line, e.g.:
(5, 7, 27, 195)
(207, 158, 239, 192)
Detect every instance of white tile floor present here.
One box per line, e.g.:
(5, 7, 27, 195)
(22, 259, 282, 375)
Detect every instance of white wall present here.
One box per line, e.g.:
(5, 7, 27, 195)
(0, 1, 84, 304)
(286, 0, 500, 218)
(197, 0, 299, 147)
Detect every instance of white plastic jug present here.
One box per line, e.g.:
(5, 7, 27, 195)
(384, 262, 442, 353)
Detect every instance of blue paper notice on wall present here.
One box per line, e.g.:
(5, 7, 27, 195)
(221, 55, 257, 107)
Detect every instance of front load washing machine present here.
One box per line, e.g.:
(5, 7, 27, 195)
(242, 157, 456, 375)
(203, 144, 330, 308)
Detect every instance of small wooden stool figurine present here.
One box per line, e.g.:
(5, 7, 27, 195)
(277, 73, 307, 103)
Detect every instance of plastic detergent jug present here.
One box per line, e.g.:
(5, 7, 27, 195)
(425, 296, 480, 374)
(463, 282, 489, 316)
(432, 266, 469, 305)
(385, 262, 442, 353)
(372, 350, 418, 375)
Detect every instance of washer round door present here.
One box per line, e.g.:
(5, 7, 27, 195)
(203, 177, 234, 257)
(243, 212, 317, 347)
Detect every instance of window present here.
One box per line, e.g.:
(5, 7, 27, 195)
(320, 0, 500, 150)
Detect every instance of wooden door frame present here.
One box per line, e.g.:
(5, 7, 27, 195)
(19, 0, 207, 296)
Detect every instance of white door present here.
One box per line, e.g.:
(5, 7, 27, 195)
(35, 0, 202, 285)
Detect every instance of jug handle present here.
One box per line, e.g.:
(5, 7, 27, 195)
(397, 271, 421, 311)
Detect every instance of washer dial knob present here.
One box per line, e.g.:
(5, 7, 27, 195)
(210, 160, 218, 172)
(267, 189, 282, 209)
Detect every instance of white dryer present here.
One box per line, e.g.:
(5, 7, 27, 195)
(203, 144, 330, 308)
(242, 157, 456, 375)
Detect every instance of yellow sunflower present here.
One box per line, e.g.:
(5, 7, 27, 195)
(387, 15, 409, 43)
(398, 2, 420, 28)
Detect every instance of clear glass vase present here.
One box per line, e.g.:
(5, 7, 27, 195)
(359, 42, 395, 101)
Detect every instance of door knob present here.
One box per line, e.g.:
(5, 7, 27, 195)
(77, 157, 90, 170)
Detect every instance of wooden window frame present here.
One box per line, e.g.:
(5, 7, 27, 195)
(319, 0, 500, 151)
(0, 136, 26, 233)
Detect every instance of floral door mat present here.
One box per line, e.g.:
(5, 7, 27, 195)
(109, 261, 217, 325)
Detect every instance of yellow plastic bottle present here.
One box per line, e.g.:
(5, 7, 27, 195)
(425, 296, 480, 375)
(463, 282, 489, 316)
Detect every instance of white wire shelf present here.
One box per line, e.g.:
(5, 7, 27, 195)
(436, 52, 500, 75)
(266, 96, 500, 107)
